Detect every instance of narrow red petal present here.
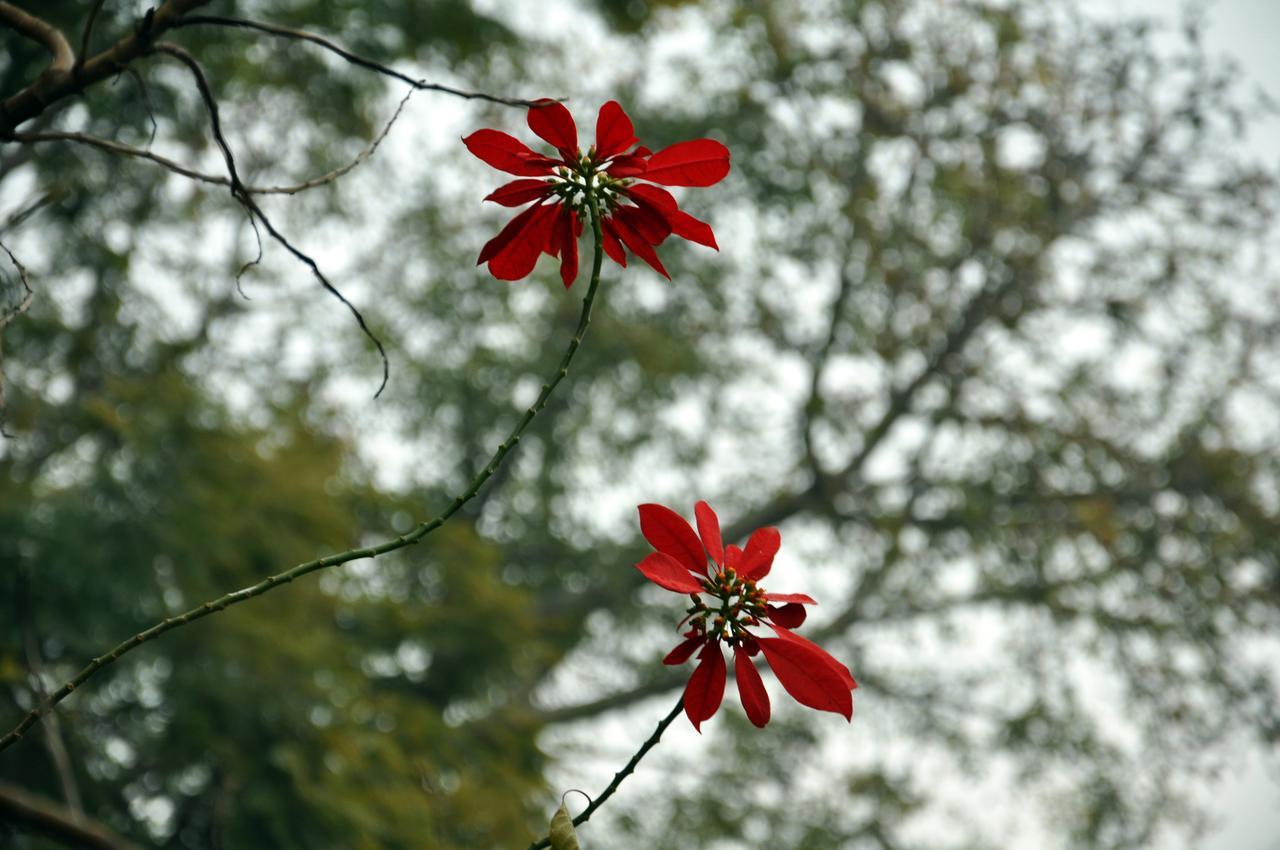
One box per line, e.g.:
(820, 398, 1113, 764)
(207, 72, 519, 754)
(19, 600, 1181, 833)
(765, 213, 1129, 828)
(668, 209, 718, 249)
(606, 154, 648, 177)
(757, 637, 853, 720)
(738, 526, 781, 581)
(484, 178, 555, 207)
(634, 552, 705, 593)
(724, 544, 742, 571)
(601, 219, 627, 267)
(641, 138, 730, 186)
(663, 635, 706, 666)
(637, 503, 705, 572)
(624, 183, 678, 211)
(463, 129, 558, 176)
(734, 646, 771, 728)
(684, 642, 727, 732)
(694, 501, 724, 567)
(487, 203, 560, 280)
(527, 99, 578, 161)
(595, 100, 637, 159)
(765, 592, 817, 605)
(610, 215, 670, 279)
(767, 602, 806, 629)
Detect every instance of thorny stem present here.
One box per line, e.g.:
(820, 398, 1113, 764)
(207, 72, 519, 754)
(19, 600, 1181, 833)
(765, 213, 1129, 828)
(526, 696, 686, 850)
(0, 189, 611, 756)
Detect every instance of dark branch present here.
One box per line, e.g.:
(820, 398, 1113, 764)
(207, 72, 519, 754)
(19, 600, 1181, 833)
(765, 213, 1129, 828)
(172, 15, 547, 107)
(77, 0, 109, 74)
(0, 780, 143, 850)
(151, 42, 391, 397)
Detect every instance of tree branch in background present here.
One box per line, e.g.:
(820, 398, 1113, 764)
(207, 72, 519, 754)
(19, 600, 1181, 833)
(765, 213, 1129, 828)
(0, 780, 143, 850)
(173, 16, 550, 107)
(0, 240, 32, 438)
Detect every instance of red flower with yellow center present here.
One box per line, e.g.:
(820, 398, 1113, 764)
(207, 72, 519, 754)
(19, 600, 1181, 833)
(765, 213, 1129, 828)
(463, 100, 729, 286)
(635, 501, 857, 730)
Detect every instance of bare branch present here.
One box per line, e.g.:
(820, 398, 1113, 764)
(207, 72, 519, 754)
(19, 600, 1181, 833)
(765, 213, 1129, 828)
(0, 780, 143, 850)
(77, 0, 109, 74)
(172, 15, 548, 107)
(0, 3, 75, 78)
(151, 41, 391, 396)
(0, 239, 33, 439)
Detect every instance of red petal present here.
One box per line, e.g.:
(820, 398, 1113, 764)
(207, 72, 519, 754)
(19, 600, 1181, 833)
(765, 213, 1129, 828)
(625, 183, 678, 211)
(734, 646, 771, 728)
(610, 215, 670, 279)
(634, 552, 705, 593)
(463, 129, 558, 176)
(614, 204, 671, 246)
(606, 154, 648, 177)
(724, 544, 742, 571)
(487, 203, 560, 280)
(484, 178, 555, 207)
(757, 636, 853, 720)
(684, 642, 726, 732)
(694, 501, 724, 567)
(641, 138, 730, 186)
(767, 602, 806, 629)
(527, 100, 578, 161)
(557, 209, 579, 288)
(738, 526, 781, 581)
(637, 504, 705, 572)
(595, 100, 637, 159)
(477, 203, 544, 265)
(624, 185, 718, 250)
(769, 625, 857, 690)
(765, 593, 817, 605)
(664, 635, 706, 666)
(601, 219, 627, 267)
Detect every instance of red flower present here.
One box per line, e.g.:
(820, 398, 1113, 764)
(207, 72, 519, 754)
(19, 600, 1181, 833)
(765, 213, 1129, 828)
(635, 501, 857, 731)
(463, 100, 729, 287)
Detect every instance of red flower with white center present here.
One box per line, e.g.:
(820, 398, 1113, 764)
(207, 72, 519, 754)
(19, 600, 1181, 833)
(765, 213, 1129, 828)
(463, 100, 729, 286)
(634, 501, 857, 731)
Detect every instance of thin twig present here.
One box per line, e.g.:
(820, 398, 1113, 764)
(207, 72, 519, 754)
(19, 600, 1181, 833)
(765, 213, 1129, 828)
(151, 41, 391, 397)
(0, 167, 610, 755)
(77, 0, 109, 74)
(0, 239, 34, 439)
(111, 65, 158, 147)
(173, 15, 547, 107)
(526, 697, 685, 850)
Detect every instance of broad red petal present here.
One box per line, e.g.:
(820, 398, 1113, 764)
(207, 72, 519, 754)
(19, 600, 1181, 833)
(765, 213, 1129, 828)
(624, 185, 718, 250)
(767, 602, 806, 629)
(463, 129, 559, 176)
(638, 504, 705, 572)
(694, 501, 724, 568)
(477, 203, 544, 265)
(734, 646, 771, 728)
(486, 203, 560, 280)
(624, 183, 678, 211)
(528, 100, 578, 161)
(595, 100, 637, 159)
(769, 624, 857, 690)
(484, 178, 555, 207)
(663, 635, 706, 666)
(738, 526, 781, 581)
(757, 636, 853, 720)
(601, 219, 627, 267)
(765, 593, 817, 605)
(634, 552, 705, 593)
(684, 642, 726, 732)
(724, 544, 742, 571)
(610, 216, 670, 279)
(614, 204, 671, 246)
(641, 138, 730, 186)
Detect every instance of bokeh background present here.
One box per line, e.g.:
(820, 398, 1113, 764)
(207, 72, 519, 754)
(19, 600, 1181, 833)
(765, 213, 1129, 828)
(2, 1, 1278, 848)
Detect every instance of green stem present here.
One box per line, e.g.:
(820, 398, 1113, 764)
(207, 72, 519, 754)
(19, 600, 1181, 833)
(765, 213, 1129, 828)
(527, 696, 685, 850)
(0, 202, 609, 755)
